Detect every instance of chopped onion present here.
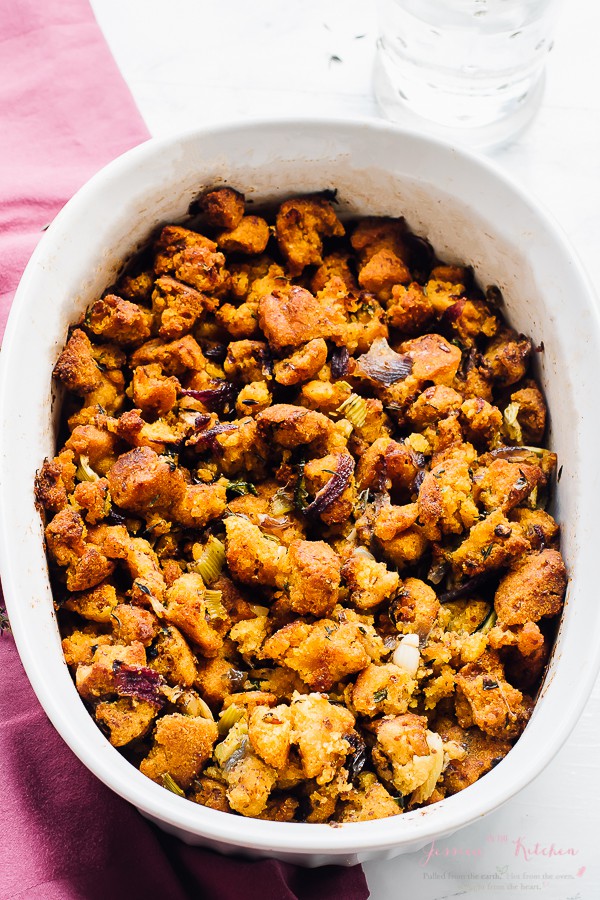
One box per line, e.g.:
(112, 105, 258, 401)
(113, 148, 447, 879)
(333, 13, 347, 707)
(187, 422, 238, 452)
(178, 691, 214, 721)
(392, 634, 420, 676)
(427, 560, 448, 586)
(250, 604, 270, 617)
(503, 402, 523, 444)
(257, 513, 289, 531)
(354, 338, 413, 386)
(411, 731, 444, 804)
(132, 580, 166, 619)
(354, 546, 375, 560)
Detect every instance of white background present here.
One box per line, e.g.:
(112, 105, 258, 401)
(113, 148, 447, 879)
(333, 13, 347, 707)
(90, 2, 600, 896)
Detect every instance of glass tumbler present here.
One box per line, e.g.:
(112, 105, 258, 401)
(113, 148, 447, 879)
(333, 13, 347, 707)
(374, 0, 562, 150)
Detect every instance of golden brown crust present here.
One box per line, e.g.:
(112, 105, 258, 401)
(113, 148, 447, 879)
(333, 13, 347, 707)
(454, 652, 532, 740)
(129, 335, 207, 375)
(341, 551, 399, 611)
(258, 285, 346, 351)
(106, 446, 186, 516)
(494, 549, 567, 625)
(284, 539, 341, 617)
(435, 717, 511, 795)
(131, 364, 179, 417)
(199, 187, 245, 230)
(217, 216, 270, 256)
(273, 339, 328, 386)
(96, 698, 158, 747)
(151, 276, 208, 340)
(87, 294, 153, 345)
(275, 197, 344, 275)
(140, 714, 218, 788)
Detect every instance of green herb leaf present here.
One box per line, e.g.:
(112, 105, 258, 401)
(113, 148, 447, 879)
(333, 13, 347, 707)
(226, 480, 258, 498)
(373, 688, 388, 703)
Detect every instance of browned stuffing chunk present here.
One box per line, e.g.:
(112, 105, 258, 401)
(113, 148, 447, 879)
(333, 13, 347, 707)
(258, 285, 346, 351)
(140, 714, 218, 789)
(199, 187, 245, 230)
(494, 549, 567, 625)
(151, 276, 207, 340)
(106, 446, 186, 516)
(87, 294, 153, 345)
(217, 216, 270, 255)
(275, 197, 344, 275)
(284, 539, 341, 616)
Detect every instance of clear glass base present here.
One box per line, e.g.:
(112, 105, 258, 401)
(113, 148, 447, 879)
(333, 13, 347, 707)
(373, 51, 546, 152)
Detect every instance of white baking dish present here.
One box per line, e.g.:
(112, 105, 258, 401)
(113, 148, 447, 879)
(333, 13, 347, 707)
(1, 119, 599, 866)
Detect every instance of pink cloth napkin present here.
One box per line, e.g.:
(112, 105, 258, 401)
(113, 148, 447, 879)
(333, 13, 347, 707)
(0, 2, 370, 897)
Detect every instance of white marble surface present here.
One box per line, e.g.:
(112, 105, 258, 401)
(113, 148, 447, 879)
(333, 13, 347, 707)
(91, 1, 600, 895)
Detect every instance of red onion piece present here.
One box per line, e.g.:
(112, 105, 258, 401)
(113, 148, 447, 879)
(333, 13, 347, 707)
(180, 381, 235, 411)
(304, 454, 355, 516)
(202, 343, 227, 362)
(330, 346, 350, 379)
(188, 422, 238, 452)
(354, 338, 413, 386)
(441, 298, 467, 326)
(113, 662, 164, 707)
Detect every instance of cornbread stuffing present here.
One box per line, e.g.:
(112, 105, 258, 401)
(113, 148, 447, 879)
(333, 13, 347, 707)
(37, 188, 566, 823)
